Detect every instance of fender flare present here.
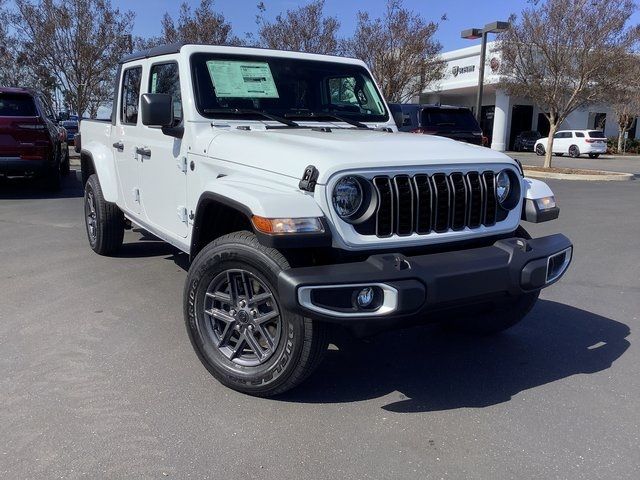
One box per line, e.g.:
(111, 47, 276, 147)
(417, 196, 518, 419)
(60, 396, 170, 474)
(80, 142, 119, 203)
(191, 180, 331, 255)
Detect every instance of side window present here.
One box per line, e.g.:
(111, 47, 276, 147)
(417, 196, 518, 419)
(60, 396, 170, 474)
(121, 66, 142, 125)
(328, 77, 359, 108)
(575, 131, 584, 137)
(553, 132, 562, 139)
(149, 62, 182, 124)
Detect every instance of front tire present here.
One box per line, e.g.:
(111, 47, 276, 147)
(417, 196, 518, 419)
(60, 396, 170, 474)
(569, 145, 580, 158)
(184, 231, 329, 397)
(84, 174, 125, 255)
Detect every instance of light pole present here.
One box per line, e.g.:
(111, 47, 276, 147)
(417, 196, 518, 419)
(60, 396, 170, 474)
(461, 21, 510, 124)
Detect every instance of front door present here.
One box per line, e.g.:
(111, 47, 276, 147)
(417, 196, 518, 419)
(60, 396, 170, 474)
(139, 61, 188, 238)
(113, 65, 143, 215)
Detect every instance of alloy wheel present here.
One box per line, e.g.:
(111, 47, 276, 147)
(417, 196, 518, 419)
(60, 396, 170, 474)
(85, 190, 97, 243)
(203, 269, 282, 367)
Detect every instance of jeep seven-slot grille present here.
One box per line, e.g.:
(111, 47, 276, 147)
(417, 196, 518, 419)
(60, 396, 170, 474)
(359, 171, 499, 238)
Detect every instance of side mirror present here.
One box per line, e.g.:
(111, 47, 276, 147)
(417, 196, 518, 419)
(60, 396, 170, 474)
(141, 93, 173, 127)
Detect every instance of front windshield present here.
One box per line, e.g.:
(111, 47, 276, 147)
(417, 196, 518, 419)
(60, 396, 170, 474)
(191, 53, 389, 123)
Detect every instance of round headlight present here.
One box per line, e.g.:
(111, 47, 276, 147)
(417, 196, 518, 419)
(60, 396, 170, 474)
(496, 170, 511, 204)
(332, 176, 364, 218)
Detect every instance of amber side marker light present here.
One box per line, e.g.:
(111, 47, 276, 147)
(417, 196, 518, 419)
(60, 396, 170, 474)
(251, 215, 324, 234)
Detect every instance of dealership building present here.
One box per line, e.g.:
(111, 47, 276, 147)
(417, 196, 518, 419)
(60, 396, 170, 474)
(420, 42, 637, 151)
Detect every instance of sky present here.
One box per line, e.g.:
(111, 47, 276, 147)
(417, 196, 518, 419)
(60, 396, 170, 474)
(103, 0, 567, 52)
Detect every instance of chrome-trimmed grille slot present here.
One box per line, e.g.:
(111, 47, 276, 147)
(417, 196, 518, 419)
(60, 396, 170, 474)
(482, 171, 497, 226)
(393, 175, 414, 236)
(358, 171, 505, 238)
(373, 177, 394, 237)
(413, 174, 432, 234)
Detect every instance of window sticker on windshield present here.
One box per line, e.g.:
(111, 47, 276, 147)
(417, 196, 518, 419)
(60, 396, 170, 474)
(206, 60, 279, 98)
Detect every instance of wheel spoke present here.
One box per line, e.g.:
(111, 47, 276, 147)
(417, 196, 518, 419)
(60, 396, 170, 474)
(229, 338, 245, 360)
(205, 308, 235, 324)
(256, 324, 274, 349)
(206, 291, 231, 304)
(241, 271, 254, 300)
(227, 271, 240, 305)
(243, 331, 265, 359)
(249, 292, 273, 305)
(255, 309, 279, 325)
(218, 321, 235, 347)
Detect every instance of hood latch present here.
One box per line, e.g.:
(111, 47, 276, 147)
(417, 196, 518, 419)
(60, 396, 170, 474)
(299, 165, 319, 192)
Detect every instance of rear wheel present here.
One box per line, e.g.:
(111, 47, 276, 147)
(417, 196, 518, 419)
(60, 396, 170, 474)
(535, 144, 545, 156)
(84, 174, 125, 255)
(588, 153, 600, 159)
(184, 231, 329, 397)
(569, 145, 580, 158)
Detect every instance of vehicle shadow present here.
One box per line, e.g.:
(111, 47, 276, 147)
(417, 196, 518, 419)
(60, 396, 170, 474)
(280, 300, 630, 412)
(0, 169, 83, 199)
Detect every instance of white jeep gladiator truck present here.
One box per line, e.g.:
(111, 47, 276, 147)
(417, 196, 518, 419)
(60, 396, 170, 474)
(77, 43, 572, 396)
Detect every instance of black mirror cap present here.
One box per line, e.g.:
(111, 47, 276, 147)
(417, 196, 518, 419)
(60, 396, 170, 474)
(141, 93, 173, 127)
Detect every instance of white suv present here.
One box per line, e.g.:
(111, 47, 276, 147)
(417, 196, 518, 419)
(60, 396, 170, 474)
(535, 130, 607, 158)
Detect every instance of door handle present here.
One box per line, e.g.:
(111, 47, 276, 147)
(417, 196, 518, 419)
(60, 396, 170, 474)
(135, 146, 152, 157)
(112, 141, 124, 152)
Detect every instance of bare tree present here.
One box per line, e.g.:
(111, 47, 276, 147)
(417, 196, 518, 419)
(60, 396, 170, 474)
(256, 0, 341, 55)
(13, 0, 135, 118)
(607, 54, 640, 153)
(161, 0, 240, 46)
(345, 0, 444, 103)
(498, 0, 640, 168)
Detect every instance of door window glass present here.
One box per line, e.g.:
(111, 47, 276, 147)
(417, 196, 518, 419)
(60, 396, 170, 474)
(121, 66, 142, 125)
(575, 131, 584, 137)
(149, 63, 183, 124)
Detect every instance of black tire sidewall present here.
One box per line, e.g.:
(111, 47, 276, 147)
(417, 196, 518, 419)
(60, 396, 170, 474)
(185, 241, 306, 394)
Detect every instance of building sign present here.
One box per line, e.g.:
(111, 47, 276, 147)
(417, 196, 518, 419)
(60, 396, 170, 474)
(490, 57, 500, 73)
(451, 64, 475, 77)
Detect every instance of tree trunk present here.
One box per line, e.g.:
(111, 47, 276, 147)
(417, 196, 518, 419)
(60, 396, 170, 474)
(617, 130, 624, 154)
(544, 122, 558, 169)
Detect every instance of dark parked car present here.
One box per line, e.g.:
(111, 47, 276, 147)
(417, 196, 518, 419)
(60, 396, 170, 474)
(389, 103, 484, 145)
(0, 87, 69, 189)
(61, 119, 79, 144)
(513, 130, 542, 152)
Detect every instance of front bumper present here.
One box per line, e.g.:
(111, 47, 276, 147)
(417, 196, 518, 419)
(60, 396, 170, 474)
(278, 233, 572, 324)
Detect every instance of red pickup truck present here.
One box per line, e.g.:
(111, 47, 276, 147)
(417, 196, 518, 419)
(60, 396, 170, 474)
(0, 87, 70, 189)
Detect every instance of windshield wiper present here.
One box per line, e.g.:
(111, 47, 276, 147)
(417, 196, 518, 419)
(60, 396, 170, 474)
(203, 108, 300, 128)
(285, 111, 371, 129)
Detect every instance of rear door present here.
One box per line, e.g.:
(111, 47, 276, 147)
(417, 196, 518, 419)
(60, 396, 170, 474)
(113, 65, 143, 215)
(139, 61, 188, 238)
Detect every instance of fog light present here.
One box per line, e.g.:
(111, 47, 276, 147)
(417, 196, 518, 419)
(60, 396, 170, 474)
(356, 287, 375, 308)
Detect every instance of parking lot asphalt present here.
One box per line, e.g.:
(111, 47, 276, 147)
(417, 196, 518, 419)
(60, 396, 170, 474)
(1, 171, 639, 479)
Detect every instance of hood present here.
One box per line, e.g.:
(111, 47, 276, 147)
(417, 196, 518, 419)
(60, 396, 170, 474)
(205, 125, 517, 184)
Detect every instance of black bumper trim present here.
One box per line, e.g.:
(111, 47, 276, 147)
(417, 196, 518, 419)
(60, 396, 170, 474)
(278, 233, 572, 323)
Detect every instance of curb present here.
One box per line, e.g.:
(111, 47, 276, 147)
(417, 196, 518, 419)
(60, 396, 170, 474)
(523, 168, 635, 182)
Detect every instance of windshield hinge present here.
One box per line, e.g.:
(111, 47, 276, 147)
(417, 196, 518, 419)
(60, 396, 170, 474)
(299, 165, 319, 193)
